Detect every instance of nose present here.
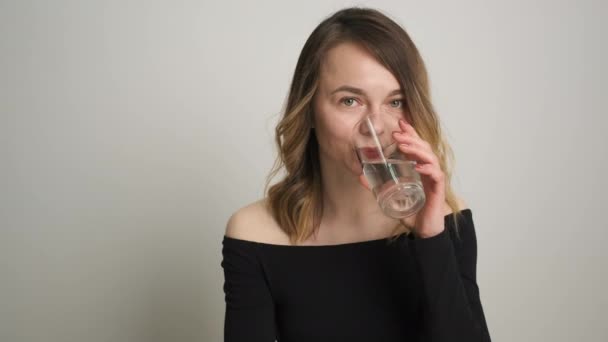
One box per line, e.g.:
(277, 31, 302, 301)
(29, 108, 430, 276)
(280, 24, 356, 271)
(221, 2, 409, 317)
(360, 113, 385, 137)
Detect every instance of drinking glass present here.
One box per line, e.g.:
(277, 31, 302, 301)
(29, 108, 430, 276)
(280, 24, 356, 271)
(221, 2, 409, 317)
(351, 115, 426, 219)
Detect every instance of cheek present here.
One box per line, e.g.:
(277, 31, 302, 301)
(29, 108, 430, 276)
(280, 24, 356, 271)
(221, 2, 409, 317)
(314, 108, 351, 146)
(316, 120, 351, 153)
(315, 119, 362, 171)
(313, 102, 362, 170)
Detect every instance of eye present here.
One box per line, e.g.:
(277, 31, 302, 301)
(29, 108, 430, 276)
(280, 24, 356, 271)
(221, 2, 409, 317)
(340, 97, 358, 107)
(390, 99, 404, 108)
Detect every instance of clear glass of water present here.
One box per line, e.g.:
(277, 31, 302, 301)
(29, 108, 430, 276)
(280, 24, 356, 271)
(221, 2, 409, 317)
(352, 115, 426, 219)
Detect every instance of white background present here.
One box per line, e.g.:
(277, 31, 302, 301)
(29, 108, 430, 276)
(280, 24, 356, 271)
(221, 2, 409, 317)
(1, 0, 607, 341)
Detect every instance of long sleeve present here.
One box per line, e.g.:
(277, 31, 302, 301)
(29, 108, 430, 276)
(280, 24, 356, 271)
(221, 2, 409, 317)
(221, 237, 277, 342)
(408, 210, 492, 341)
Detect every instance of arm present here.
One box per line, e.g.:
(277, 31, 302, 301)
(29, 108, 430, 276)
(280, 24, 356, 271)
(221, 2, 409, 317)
(221, 214, 276, 341)
(408, 209, 491, 341)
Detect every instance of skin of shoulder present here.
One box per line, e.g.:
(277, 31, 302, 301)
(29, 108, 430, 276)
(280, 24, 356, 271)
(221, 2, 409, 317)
(225, 196, 469, 243)
(224, 198, 290, 244)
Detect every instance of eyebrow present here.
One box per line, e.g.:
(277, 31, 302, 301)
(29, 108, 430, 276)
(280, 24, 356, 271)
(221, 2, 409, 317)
(330, 85, 403, 97)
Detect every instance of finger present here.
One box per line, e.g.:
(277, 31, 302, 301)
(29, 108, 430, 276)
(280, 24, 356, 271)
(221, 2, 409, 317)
(392, 132, 431, 152)
(414, 163, 445, 184)
(398, 144, 438, 165)
(399, 120, 421, 139)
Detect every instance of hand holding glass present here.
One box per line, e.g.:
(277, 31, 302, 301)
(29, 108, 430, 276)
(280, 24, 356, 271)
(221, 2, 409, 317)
(352, 115, 426, 219)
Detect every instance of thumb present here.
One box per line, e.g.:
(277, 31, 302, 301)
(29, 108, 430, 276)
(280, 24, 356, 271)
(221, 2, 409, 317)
(358, 173, 371, 191)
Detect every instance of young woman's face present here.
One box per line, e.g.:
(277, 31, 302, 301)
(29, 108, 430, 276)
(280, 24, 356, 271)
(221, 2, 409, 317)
(312, 41, 408, 176)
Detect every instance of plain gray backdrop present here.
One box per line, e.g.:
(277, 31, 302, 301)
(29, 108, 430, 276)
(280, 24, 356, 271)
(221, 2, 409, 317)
(1, 0, 607, 341)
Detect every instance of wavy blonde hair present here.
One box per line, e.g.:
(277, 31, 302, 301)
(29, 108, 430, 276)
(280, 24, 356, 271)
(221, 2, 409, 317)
(263, 7, 465, 245)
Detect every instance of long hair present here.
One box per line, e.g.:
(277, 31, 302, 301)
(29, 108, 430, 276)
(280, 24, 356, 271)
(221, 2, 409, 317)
(264, 7, 465, 245)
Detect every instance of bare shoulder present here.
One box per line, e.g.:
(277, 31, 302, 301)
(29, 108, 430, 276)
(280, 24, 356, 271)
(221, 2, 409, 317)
(224, 198, 291, 244)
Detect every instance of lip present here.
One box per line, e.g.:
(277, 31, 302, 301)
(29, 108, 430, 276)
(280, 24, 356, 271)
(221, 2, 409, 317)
(359, 147, 381, 159)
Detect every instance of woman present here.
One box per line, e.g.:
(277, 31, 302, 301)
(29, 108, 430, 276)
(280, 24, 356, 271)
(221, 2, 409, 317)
(221, 6, 492, 342)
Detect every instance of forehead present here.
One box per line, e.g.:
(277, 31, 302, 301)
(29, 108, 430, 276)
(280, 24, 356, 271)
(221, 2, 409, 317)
(319, 41, 400, 91)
